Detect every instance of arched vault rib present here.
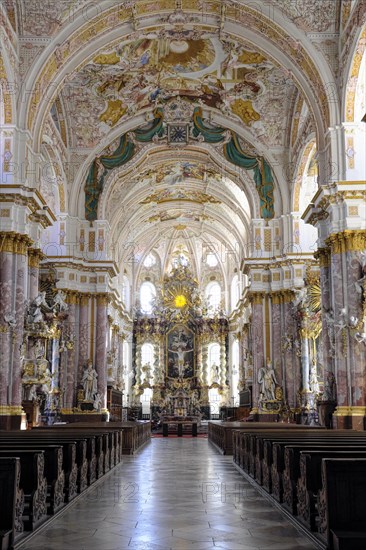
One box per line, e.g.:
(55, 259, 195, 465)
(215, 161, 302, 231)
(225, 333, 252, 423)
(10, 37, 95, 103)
(99, 144, 256, 228)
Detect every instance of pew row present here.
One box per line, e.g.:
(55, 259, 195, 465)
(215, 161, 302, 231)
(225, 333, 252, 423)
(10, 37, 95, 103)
(37, 421, 151, 455)
(232, 427, 366, 549)
(0, 424, 124, 549)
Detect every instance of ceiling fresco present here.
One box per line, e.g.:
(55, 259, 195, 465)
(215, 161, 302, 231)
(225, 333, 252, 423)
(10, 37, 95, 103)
(274, 0, 339, 32)
(104, 154, 250, 259)
(131, 160, 222, 187)
(65, 32, 297, 148)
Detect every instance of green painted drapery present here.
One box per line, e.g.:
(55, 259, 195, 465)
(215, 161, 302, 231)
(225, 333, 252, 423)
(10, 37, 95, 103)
(192, 107, 274, 219)
(85, 109, 164, 220)
(85, 106, 274, 220)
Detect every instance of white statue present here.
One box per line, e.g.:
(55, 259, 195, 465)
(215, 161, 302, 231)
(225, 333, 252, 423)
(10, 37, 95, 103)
(28, 384, 38, 401)
(82, 361, 98, 400)
(28, 291, 50, 323)
(93, 392, 102, 411)
(52, 290, 68, 312)
(211, 363, 220, 384)
(293, 288, 307, 308)
(309, 363, 320, 394)
(334, 308, 348, 335)
(355, 331, 366, 345)
(40, 365, 52, 395)
(258, 358, 277, 401)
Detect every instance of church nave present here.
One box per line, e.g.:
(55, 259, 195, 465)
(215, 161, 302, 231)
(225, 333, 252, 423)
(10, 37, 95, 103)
(19, 439, 316, 550)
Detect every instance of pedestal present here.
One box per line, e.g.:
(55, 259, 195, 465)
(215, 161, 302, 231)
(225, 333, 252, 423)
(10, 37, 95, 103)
(317, 401, 336, 428)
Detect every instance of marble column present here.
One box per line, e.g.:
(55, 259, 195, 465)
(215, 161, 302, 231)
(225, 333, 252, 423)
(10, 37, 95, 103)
(250, 293, 264, 411)
(315, 248, 332, 378)
(0, 243, 15, 421)
(11, 238, 29, 410)
(282, 294, 301, 410)
(78, 294, 90, 372)
(330, 232, 366, 429)
(95, 294, 108, 410)
(64, 292, 79, 411)
(27, 248, 42, 301)
(271, 295, 281, 386)
(219, 335, 226, 387)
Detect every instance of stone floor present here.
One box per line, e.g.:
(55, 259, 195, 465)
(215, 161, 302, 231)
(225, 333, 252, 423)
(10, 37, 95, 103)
(19, 439, 317, 550)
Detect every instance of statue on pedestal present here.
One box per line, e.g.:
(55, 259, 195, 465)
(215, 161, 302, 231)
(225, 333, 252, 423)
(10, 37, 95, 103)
(309, 362, 320, 394)
(258, 358, 277, 401)
(82, 361, 98, 401)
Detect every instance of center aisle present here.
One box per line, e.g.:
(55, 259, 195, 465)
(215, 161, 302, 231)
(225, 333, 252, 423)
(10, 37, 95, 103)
(19, 439, 316, 550)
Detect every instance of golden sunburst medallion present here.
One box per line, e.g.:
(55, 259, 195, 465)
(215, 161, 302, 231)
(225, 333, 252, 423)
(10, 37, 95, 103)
(174, 295, 187, 308)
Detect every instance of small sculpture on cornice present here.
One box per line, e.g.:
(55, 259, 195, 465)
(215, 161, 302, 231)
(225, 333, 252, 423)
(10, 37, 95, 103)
(293, 287, 307, 308)
(52, 290, 68, 313)
(27, 291, 51, 324)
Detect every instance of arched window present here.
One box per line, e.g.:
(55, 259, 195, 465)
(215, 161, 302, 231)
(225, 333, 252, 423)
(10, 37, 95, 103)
(140, 281, 156, 314)
(231, 275, 240, 311)
(122, 275, 130, 310)
(231, 339, 240, 406)
(206, 253, 218, 267)
(141, 343, 154, 366)
(143, 253, 156, 268)
(208, 343, 220, 367)
(205, 281, 221, 311)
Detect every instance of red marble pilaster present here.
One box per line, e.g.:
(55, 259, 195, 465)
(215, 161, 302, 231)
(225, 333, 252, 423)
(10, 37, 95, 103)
(64, 294, 79, 410)
(0, 250, 14, 407)
(95, 294, 108, 409)
(11, 252, 27, 406)
(250, 294, 264, 409)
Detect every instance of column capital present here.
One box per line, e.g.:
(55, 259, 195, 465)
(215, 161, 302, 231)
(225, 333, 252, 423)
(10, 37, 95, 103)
(0, 231, 33, 255)
(28, 247, 45, 267)
(326, 229, 366, 254)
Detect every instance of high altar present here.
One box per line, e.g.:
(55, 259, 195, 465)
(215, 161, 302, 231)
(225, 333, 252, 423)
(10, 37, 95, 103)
(131, 257, 230, 419)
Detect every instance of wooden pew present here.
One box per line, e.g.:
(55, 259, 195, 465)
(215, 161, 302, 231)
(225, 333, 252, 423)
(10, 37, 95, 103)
(35, 424, 124, 467)
(250, 432, 366, 496)
(297, 450, 366, 531)
(0, 457, 23, 550)
(270, 436, 366, 504)
(0, 450, 47, 531)
(318, 458, 366, 550)
(0, 436, 78, 502)
(282, 441, 366, 514)
(0, 443, 64, 514)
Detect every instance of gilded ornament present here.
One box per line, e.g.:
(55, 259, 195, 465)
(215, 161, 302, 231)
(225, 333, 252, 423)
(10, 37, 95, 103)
(230, 99, 260, 125)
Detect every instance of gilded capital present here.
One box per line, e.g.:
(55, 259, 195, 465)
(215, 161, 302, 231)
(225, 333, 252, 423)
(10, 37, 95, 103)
(326, 230, 366, 254)
(314, 247, 330, 268)
(0, 232, 33, 255)
(28, 248, 45, 267)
